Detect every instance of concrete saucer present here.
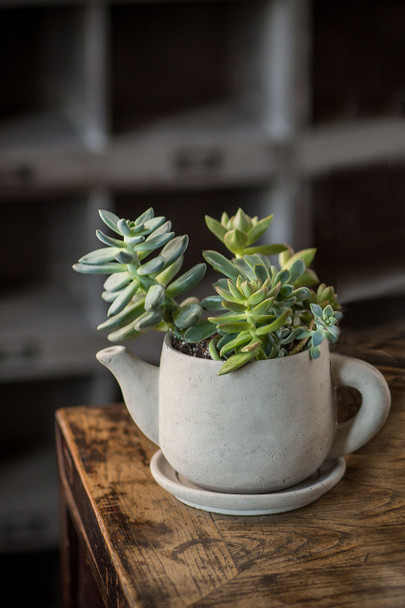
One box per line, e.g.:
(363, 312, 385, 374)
(150, 451, 346, 516)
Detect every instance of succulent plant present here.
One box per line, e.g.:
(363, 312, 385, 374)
(204, 207, 287, 258)
(73, 206, 342, 376)
(73, 208, 206, 341)
(183, 208, 342, 375)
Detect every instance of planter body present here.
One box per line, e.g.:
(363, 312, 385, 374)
(97, 335, 391, 494)
(159, 338, 334, 492)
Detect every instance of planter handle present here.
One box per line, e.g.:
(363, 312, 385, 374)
(328, 354, 391, 459)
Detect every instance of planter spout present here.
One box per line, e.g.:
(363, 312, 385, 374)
(96, 345, 160, 446)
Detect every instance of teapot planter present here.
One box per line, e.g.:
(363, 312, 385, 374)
(74, 206, 392, 514)
(96, 335, 391, 515)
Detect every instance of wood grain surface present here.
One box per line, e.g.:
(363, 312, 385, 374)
(56, 321, 405, 607)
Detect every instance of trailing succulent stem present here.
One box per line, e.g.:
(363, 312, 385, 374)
(73, 206, 342, 376)
(73, 208, 206, 341)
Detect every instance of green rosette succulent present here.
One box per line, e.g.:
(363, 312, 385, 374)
(204, 207, 287, 258)
(184, 208, 342, 375)
(73, 208, 207, 341)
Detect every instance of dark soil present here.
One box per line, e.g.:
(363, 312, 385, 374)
(171, 336, 212, 359)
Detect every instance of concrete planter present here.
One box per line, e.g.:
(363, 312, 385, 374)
(97, 334, 391, 496)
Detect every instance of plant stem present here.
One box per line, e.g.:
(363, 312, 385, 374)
(287, 320, 314, 356)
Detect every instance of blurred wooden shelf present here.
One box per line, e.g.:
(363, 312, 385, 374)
(0, 285, 106, 382)
(1, 0, 404, 390)
(300, 117, 405, 176)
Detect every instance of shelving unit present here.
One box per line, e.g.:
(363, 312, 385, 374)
(1, 0, 405, 557)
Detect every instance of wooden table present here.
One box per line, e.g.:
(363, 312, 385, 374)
(56, 319, 405, 607)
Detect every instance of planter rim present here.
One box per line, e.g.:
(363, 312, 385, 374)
(163, 332, 328, 369)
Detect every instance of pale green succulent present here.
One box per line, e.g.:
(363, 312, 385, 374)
(183, 208, 342, 375)
(73, 208, 206, 341)
(204, 207, 287, 258)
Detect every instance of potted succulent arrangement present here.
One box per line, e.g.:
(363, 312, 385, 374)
(73, 207, 391, 515)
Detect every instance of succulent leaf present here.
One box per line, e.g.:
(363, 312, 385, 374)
(247, 286, 268, 307)
(107, 323, 144, 342)
(217, 333, 240, 351)
(218, 351, 256, 375)
(117, 218, 133, 236)
(291, 287, 310, 301)
(96, 230, 126, 248)
(165, 263, 207, 297)
(209, 340, 221, 361)
(288, 259, 306, 284)
(311, 330, 324, 347)
(97, 299, 146, 332)
(161, 235, 189, 267)
(219, 331, 251, 356)
(173, 303, 202, 329)
(79, 247, 119, 265)
(155, 256, 184, 286)
(128, 222, 146, 235)
(143, 216, 166, 234)
(241, 339, 263, 353)
(244, 243, 287, 256)
(145, 284, 166, 311)
(273, 268, 290, 287)
(252, 296, 275, 314)
(102, 290, 120, 302)
(220, 211, 230, 226)
(134, 308, 165, 331)
(255, 309, 291, 336)
(326, 325, 339, 340)
(284, 248, 317, 270)
(205, 215, 227, 243)
(135, 207, 155, 225)
(98, 209, 121, 235)
(224, 229, 249, 255)
(217, 321, 253, 334)
(240, 281, 254, 298)
(254, 263, 270, 283)
(137, 257, 165, 275)
(107, 281, 140, 317)
(232, 258, 256, 281)
(310, 303, 323, 318)
(180, 296, 199, 306)
(146, 220, 172, 238)
(295, 268, 319, 287)
(184, 321, 217, 342)
(214, 285, 241, 304)
(115, 250, 137, 264)
(200, 295, 223, 310)
(203, 250, 240, 282)
(135, 231, 174, 253)
(209, 312, 247, 324)
(125, 235, 146, 246)
(250, 313, 276, 324)
(278, 245, 293, 267)
(227, 280, 244, 301)
(245, 214, 273, 245)
(267, 281, 281, 298)
(73, 262, 127, 274)
(221, 300, 246, 313)
(234, 208, 252, 233)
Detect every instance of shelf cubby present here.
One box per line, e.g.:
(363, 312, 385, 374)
(312, 0, 405, 126)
